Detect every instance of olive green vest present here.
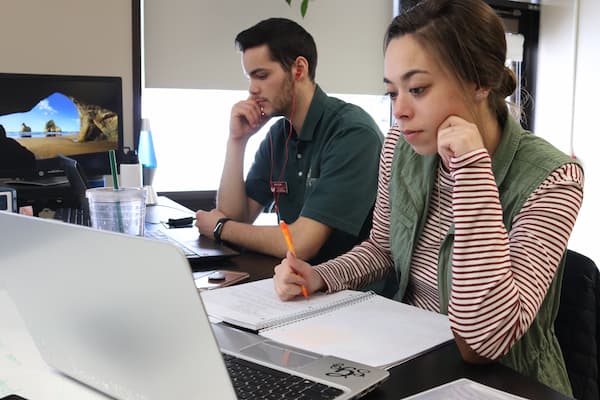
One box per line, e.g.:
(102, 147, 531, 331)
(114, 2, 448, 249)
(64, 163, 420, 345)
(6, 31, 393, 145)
(388, 116, 577, 397)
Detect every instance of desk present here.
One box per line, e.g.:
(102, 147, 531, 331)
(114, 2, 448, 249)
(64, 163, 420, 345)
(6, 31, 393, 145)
(370, 342, 569, 399)
(0, 197, 571, 399)
(212, 251, 570, 400)
(145, 197, 573, 399)
(145, 197, 277, 280)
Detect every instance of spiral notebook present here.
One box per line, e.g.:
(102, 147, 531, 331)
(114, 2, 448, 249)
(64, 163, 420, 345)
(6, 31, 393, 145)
(201, 278, 454, 368)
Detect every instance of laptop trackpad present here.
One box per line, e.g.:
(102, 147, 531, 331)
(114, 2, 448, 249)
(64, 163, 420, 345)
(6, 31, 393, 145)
(240, 341, 319, 369)
(213, 324, 319, 369)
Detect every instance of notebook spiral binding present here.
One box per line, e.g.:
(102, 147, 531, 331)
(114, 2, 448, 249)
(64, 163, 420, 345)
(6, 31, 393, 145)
(260, 291, 376, 332)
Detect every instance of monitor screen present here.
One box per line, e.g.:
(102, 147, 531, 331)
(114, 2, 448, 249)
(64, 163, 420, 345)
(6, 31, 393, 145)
(0, 73, 123, 179)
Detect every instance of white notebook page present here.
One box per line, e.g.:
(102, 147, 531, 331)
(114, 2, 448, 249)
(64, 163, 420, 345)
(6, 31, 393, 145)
(260, 294, 453, 368)
(200, 278, 368, 331)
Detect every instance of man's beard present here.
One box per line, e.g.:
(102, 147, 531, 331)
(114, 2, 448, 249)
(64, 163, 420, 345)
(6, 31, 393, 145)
(269, 76, 295, 118)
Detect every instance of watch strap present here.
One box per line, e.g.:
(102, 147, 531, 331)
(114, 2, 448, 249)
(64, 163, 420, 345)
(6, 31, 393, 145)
(213, 217, 231, 242)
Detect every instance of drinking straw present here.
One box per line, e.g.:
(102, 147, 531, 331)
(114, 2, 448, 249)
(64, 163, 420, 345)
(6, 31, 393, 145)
(108, 150, 124, 232)
(109, 149, 119, 190)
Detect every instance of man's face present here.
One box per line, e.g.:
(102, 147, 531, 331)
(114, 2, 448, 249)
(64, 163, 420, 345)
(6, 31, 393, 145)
(241, 45, 294, 118)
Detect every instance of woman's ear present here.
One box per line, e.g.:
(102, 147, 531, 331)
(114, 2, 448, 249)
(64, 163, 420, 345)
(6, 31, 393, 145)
(475, 88, 490, 102)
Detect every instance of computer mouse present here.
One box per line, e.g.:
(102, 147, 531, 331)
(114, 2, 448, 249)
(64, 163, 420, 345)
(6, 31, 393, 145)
(208, 271, 226, 281)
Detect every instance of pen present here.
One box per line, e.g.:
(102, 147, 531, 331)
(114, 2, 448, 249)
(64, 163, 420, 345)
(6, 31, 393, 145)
(279, 220, 308, 298)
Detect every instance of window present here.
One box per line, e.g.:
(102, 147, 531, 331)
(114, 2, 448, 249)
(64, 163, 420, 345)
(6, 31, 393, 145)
(142, 89, 390, 192)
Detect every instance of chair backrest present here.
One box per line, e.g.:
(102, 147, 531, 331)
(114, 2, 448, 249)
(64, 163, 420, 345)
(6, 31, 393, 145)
(555, 249, 600, 400)
(58, 154, 90, 210)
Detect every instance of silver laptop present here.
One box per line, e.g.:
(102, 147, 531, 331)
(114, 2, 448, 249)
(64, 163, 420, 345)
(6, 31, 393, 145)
(0, 211, 389, 400)
(144, 223, 240, 261)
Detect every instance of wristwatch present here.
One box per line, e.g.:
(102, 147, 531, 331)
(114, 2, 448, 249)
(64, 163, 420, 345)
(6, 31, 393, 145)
(213, 217, 231, 242)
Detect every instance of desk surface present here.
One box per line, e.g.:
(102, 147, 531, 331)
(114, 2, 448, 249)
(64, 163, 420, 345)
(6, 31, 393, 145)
(0, 198, 571, 399)
(222, 253, 570, 400)
(145, 197, 277, 280)
(146, 198, 571, 399)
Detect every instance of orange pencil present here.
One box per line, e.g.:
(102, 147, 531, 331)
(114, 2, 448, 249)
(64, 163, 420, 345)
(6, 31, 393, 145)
(279, 220, 308, 298)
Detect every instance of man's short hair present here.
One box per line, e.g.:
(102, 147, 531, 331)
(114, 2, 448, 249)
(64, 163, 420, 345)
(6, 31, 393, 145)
(235, 17, 317, 81)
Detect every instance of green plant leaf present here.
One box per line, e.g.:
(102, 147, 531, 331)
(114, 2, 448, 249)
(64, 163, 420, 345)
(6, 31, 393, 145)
(285, 0, 292, 5)
(301, 0, 309, 16)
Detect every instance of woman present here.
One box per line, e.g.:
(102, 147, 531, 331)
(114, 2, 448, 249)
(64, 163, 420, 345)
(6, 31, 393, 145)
(273, 0, 584, 396)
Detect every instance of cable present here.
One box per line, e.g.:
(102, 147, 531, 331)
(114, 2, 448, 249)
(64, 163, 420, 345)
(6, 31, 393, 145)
(269, 72, 298, 220)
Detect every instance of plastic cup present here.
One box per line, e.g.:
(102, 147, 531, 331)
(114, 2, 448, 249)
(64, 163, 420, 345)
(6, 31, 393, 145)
(85, 187, 146, 236)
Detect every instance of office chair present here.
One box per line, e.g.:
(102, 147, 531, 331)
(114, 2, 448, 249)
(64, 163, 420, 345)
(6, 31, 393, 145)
(55, 155, 91, 225)
(554, 249, 600, 400)
(58, 154, 90, 208)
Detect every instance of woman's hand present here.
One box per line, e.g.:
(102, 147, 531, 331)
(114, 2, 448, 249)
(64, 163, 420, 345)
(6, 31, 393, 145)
(273, 251, 325, 300)
(437, 115, 485, 168)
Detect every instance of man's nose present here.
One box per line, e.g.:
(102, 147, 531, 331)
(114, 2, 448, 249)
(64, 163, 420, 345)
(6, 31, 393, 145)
(248, 80, 260, 95)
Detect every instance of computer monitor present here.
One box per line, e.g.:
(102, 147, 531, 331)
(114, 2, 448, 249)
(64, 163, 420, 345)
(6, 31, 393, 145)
(0, 72, 124, 180)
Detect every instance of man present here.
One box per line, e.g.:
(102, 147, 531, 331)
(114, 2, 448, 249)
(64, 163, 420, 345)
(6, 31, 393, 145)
(195, 18, 383, 264)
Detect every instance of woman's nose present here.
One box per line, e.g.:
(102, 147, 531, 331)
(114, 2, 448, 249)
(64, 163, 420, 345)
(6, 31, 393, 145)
(392, 94, 413, 121)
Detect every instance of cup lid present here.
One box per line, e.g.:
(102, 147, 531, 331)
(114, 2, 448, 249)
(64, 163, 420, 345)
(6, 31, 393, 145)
(85, 187, 146, 201)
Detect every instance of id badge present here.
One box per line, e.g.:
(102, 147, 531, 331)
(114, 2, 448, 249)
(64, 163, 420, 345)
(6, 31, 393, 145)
(270, 181, 288, 194)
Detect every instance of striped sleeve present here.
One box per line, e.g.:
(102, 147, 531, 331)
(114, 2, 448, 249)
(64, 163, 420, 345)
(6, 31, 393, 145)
(314, 126, 400, 291)
(447, 149, 584, 359)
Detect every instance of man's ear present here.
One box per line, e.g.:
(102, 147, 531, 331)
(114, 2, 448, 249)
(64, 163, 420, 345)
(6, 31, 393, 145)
(293, 56, 309, 81)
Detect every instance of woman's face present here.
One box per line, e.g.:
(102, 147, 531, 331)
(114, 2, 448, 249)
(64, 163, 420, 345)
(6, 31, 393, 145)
(384, 35, 472, 155)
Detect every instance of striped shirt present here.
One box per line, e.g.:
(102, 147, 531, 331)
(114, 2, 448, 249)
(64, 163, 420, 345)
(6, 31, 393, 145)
(314, 125, 584, 359)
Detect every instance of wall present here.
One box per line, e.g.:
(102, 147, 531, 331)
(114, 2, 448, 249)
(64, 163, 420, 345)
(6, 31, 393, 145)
(0, 0, 134, 148)
(536, 0, 600, 264)
(144, 0, 393, 94)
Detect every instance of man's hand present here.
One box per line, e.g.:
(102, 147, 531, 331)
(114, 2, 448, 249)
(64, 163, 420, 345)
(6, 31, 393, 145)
(437, 115, 485, 168)
(273, 251, 325, 300)
(195, 208, 227, 239)
(229, 97, 268, 141)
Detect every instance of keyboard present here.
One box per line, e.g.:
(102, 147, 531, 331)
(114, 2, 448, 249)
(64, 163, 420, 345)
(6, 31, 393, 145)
(144, 228, 198, 257)
(222, 353, 344, 400)
(53, 207, 90, 226)
(52, 212, 199, 257)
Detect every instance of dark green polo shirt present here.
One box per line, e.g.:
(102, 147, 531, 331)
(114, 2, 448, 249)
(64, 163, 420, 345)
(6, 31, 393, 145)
(246, 85, 384, 264)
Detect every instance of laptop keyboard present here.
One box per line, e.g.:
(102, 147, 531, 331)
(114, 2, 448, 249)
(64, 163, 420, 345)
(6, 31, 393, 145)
(144, 229, 198, 257)
(52, 212, 200, 257)
(222, 353, 344, 400)
(53, 207, 90, 226)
